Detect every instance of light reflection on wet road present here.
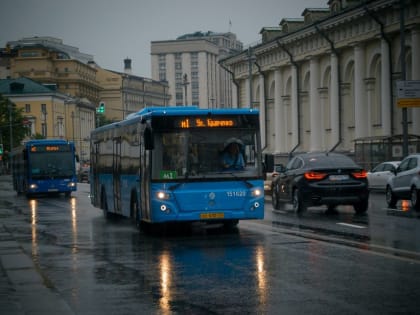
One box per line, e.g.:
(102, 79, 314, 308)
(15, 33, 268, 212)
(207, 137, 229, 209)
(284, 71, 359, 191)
(2, 184, 420, 314)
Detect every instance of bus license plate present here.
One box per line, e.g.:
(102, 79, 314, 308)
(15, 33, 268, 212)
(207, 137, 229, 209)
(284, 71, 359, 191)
(200, 213, 224, 219)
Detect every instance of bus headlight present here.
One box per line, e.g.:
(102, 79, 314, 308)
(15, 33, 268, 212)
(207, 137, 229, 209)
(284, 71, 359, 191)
(29, 184, 38, 190)
(251, 188, 262, 197)
(68, 182, 76, 188)
(156, 191, 171, 200)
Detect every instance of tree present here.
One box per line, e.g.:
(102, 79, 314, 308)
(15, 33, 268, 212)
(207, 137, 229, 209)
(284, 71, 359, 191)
(0, 94, 27, 153)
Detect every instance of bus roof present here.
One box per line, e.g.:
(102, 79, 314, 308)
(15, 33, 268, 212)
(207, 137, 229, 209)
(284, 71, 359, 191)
(22, 139, 75, 146)
(93, 106, 260, 134)
(127, 106, 259, 119)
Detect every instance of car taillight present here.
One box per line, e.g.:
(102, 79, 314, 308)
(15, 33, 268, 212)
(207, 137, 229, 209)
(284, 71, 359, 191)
(304, 171, 327, 180)
(352, 170, 368, 179)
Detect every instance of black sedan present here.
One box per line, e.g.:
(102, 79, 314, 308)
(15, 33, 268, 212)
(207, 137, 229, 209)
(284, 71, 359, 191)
(271, 152, 369, 214)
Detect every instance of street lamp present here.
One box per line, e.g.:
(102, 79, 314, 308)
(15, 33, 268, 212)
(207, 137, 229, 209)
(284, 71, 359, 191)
(71, 111, 75, 142)
(8, 100, 13, 150)
(182, 74, 189, 105)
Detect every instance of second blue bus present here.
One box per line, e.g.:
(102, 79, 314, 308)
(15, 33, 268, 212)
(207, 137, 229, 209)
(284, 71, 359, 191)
(11, 139, 78, 198)
(90, 106, 265, 229)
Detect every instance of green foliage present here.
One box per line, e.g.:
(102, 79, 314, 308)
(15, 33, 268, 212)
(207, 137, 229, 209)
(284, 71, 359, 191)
(96, 113, 113, 127)
(0, 94, 28, 153)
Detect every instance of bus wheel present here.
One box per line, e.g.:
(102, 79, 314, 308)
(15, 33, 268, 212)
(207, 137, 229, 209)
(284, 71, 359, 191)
(131, 194, 140, 227)
(223, 219, 239, 230)
(101, 191, 111, 220)
(64, 192, 71, 198)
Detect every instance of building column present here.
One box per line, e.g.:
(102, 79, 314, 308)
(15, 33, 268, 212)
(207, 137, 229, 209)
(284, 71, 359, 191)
(274, 69, 283, 153)
(246, 77, 251, 109)
(232, 83, 238, 108)
(354, 44, 367, 139)
(381, 38, 392, 136)
(310, 58, 321, 151)
(365, 78, 375, 137)
(259, 74, 266, 149)
(412, 28, 420, 135)
(291, 65, 299, 150)
(330, 52, 340, 148)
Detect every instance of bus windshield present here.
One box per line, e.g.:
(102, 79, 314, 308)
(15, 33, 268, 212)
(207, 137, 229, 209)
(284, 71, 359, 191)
(151, 128, 261, 180)
(30, 152, 75, 179)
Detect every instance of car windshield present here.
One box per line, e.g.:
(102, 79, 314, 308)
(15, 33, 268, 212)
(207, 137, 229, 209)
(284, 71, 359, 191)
(151, 129, 261, 180)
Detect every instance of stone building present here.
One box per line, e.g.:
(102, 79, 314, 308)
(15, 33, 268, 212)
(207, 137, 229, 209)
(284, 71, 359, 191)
(220, 0, 420, 168)
(151, 31, 242, 108)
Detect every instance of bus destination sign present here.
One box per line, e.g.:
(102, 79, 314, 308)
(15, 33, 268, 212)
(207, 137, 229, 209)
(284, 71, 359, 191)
(178, 117, 235, 128)
(30, 145, 70, 153)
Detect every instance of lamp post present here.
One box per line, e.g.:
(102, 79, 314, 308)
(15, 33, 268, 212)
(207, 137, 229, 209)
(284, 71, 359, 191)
(71, 111, 75, 143)
(400, 0, 408, 157)
(8, 100, 13, 150)
(182, 74, 189, 105)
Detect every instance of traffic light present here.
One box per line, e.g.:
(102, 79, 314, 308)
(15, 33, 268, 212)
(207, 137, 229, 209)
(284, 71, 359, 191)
(97, 102, 105, 113)
(0, 144, 3, 155)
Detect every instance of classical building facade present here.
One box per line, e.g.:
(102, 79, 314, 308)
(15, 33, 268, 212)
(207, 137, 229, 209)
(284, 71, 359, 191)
(151, 31, 242, 108)
(0, 77, 95, 162)
(0, 37, 169, 161)
(6, 36, 101, 105)
(220, 0, 420, 168)
(96, 59, 170, 122)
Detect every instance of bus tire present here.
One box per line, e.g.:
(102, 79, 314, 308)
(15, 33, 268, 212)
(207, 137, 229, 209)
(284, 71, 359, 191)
(130, 192, 140, 226)
(101, 189, 111, 220)
(223, 219, 239, 230)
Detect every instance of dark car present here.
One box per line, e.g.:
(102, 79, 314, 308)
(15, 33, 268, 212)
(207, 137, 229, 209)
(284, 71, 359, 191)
(271, 152, 369, 214)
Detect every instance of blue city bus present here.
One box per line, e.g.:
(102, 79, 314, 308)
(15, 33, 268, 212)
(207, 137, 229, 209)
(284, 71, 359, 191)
(11, 139, 78, 197)
(90, 106, 264, 229)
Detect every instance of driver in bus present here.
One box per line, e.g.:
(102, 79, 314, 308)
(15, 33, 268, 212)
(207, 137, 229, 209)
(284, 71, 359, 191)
(221, 138, 245, 171)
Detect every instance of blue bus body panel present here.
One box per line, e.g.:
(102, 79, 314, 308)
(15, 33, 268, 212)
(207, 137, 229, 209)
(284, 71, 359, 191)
(149, 180, 264, 223)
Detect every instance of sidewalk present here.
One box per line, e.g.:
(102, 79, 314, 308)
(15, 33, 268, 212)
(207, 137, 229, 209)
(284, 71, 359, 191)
(0, 175, 75, 315)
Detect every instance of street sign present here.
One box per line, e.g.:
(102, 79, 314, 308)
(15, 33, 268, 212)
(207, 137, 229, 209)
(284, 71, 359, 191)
(397, 80, 420, 108)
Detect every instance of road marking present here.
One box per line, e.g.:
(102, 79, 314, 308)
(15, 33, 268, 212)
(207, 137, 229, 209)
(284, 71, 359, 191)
(337, 222, 366, 229)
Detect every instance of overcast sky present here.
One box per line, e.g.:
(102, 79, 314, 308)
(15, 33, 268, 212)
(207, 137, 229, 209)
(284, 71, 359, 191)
(1, 0, 326, 78)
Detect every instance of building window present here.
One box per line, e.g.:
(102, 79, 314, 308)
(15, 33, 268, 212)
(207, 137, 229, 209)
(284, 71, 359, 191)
(159, 71, 166, 81)
(42, 123, 47, 137)
(25, 104, 31, 113)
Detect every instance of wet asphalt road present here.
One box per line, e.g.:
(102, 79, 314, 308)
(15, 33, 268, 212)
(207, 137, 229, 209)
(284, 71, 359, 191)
(1, 180, 420, 314)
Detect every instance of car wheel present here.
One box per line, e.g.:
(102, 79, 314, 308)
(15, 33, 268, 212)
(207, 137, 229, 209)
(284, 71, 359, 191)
(272, 184, 280, 210)
(386, 185, 397, 208)
(292, 188, 306, 214)
(353, 200, 368, 214)
(410, 187, 420, 211)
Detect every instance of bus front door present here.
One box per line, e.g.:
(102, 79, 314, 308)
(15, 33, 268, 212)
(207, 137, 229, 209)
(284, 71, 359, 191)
(140, 144, 151, 221)
(113, 137, 122, 214)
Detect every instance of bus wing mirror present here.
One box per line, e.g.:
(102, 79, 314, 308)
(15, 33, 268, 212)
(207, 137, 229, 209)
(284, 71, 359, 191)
(144, 128, 154, 150)
(23, 149, 28, 160)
